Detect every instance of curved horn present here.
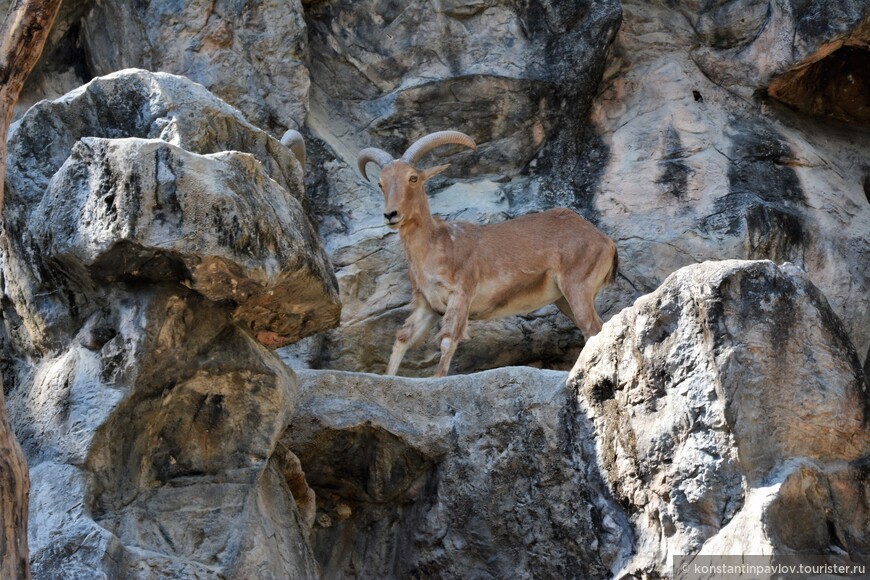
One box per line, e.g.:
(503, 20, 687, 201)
(357, 147, 394, 180)
(401, 130, 477, 166)
(280, 129, 306, 169)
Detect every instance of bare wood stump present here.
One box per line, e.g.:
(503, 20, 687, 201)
(0, 1, 63, 577)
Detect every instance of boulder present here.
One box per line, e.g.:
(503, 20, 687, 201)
(572, 260, 870, 576)
(33, 137, 338, 348)
(2, 70, 338, 353)
(304, 0, 622, 175)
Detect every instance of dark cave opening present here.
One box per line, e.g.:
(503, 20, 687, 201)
(768, 45, 870, 127)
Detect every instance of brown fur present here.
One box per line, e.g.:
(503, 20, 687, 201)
(378, 161, 617, 377)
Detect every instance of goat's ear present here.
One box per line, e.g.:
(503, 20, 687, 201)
(421, 164, 450, 181)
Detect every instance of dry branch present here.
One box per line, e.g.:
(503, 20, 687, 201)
(0, 1, 62, 578)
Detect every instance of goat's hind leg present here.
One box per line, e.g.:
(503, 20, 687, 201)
(387, 301, 439, 375)
(554, 297, 577, 326)
(557, 283, 603, 341)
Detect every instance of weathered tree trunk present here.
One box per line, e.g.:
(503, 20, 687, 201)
(0, 1, 62, 577)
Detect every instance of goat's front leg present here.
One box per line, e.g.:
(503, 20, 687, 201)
(387, 297, 439, 375)
(434, 292, 471, 378)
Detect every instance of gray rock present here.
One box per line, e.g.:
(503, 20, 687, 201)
(289, 0, 870, 380)
(588, 0, 870, 376)
(285, 367, 631, 579)
(3, 1, 870, 575)
(9, 284, 321, 578)
(29, 462, 124, 579)
(572, 260, 870, 576)
(2, 70, 337, 353)
(684, 0, 869, 101)
(1, 72, 334, 577)
(34, 136, 338, 348)
(82, 0, 309, 133)
(6, 69, 303, 205)
(7, 3, 869, 377)
(305, 0, 622, 175)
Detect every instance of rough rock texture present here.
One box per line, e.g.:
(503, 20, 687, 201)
(589, 0, 870, 376)
(304, 0, 622, 175)
(34, 136, 336, 348)
(82, 0, 309, 132)
(2, 69, 338, 354)
(3, 1, 870, 577)
(282, 0, 870, 378)
(1, 72, 335, 577)
(17, 288, 318, 579)
(285, 367, 631, 579)
(1, 0, 309, 133)
(572, 260, 870, 576)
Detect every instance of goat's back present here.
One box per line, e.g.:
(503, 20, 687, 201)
(469, 208, 610, 267)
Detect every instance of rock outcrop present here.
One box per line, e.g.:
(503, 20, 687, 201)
(2, 69, 339, 354)
(590, 0, 870, 375)
(573, 260, 870, 576)
(1, 71, 337, 578)
(0, 0, 309, 132)
(286, 367, 630, 579)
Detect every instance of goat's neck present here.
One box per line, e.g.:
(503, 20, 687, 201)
(398, 206, 448, 266)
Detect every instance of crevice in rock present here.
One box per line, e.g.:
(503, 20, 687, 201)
(656, 125, 692, 201)
(288, 424, 439, 577)
(88, 241, 192, 285)
(768, 45, 870, 127)
(293, 425, 435, 505)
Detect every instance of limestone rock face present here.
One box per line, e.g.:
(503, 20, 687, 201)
(7, 68, 304, 204)
(82, 0, 309, 133)
(1, 72, 336, 577)
(304, 0, 622, 175)
(17, 288, 317, 579)
(34, 137, 337, 348)
(285, 0, 870, 379)
(590, 0, 870, 377)
(572, 260, 870, 576)
(3, 1, 870, 576)
(3, 69, 338, 353)
(285, 367, 631, 579)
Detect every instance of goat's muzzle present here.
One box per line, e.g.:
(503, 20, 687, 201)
(384, 210, 403, 228)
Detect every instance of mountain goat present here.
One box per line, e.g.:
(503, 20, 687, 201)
(358, 131, 618, 377)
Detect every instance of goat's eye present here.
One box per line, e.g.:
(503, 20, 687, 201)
(409, 175, 418, 183)
(378, 182, 384, 190)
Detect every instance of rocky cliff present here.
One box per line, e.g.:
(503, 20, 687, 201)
(2, 0, 869, 578)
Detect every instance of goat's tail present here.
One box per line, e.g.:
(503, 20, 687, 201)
(605, 246, 619, 285)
